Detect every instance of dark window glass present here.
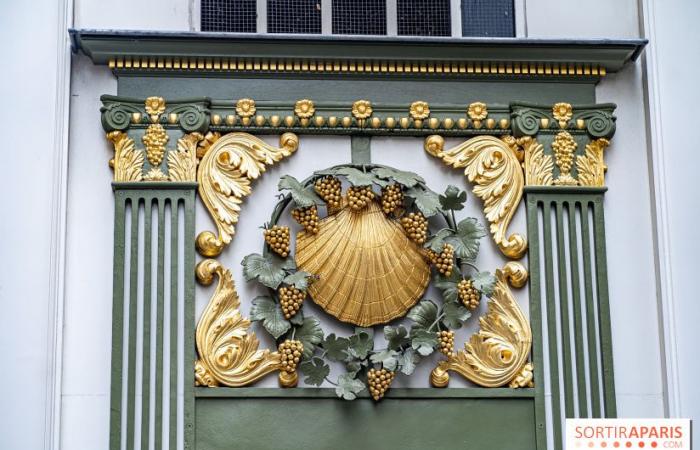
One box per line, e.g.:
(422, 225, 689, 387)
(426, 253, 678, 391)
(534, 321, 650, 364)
(201, 0, 257, 33)
(397, 0, 451, 37)
(268, 0, 322, 34)
(332, 0, 387, 35)
(461, 0, 515, 37)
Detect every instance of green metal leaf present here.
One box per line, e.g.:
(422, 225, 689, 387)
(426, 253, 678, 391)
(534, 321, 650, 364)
(335, 167, 386, 186)
(472, 271, 497, 297)
(347, 331, 374, 359)
(442, 302, 471, 329)
(299, 357, 330, 386)
(322, 333, 351, 361)
(282, 271, 315, 290)
(371, 167, 424, 188)
(439, 185, 467, 211)
(405, 186, 441, 217)
(287, 316, 324, 359)
(335, 373, 365, 400)
(278, 175, 322, 207)
(410, 328, 438, 356)
(241, 253, 294, 289)
(447, 217, 486, 261)
(397, 348, 420, 375)
(370, 349, 400, 371)
(383, 325, 410, 351)
(426, 228, 454, 253)
(250, 296, 290, 339)
(407, 300, 438, 329)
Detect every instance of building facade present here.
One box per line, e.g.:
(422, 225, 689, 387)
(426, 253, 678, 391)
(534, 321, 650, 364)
(1, 0, 698, 449)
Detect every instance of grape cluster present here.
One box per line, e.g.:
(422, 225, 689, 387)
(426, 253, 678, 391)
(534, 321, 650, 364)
(428, 243, 455, 276)
(438, 330, 455, 356)
(400, 212, 428, 245)
(381, 184, 404, 215)
(279, 286, 306, 319)
(291, 206, 319, 234)
(142, 124, 169, 166)
(263, 225, 290, 257)
(314, 176, 342, 209)
(458, 279, 481, 310)
(367, 368, 396, 401)
(347, 186, 375, 211)
(278, 340, 303, 373)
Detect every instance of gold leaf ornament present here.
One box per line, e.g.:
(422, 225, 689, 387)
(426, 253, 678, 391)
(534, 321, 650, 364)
(107, 131, 144, 182)
(431, 261, 532, 388)
(424, 134, 527, 259)
(576, 138, 609, 187)
(522, 136, 554, 186)
(196, 132, 300, 257)
(168, 132, 202, 182)
(194, 259, 297, 387)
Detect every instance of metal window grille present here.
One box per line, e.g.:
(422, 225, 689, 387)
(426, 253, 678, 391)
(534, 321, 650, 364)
(332, 0, 387, 35)
(268, 0, 322, 34)
(201, 0, 257, 33)
(461, 0, 514, 37)
(397, 0, 451, 36)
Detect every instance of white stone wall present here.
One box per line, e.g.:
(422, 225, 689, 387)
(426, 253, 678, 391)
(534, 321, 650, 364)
(2, 0, 698, 448)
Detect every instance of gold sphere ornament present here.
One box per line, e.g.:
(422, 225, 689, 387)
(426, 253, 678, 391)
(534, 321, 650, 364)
(367, 368, 396, 401)
(263, 225, 290, 258)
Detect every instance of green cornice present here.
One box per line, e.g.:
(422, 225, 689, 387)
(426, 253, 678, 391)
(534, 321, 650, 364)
(71, 29, 646, 82)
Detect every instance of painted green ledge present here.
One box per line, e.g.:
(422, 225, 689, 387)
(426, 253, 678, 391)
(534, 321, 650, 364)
(70, 29, 647, 82)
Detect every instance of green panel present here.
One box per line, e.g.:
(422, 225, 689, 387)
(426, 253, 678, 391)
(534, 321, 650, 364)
(109, 184, 197, 450)
(525, 187, 617, 450)
(195, 397, 537, 450)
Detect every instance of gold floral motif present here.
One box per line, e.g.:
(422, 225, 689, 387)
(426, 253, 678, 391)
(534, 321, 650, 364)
(294, 99, 315, 119)
(144, 96, 166, 122)
(552, 131, 578, 186)
(552, 102, 573, 128)
(235, 98, 256, 118)
(430, 262, 532, 388)
(409, 101, 430, 120)
(424, 134, 527, 259)
(467, 102, 488, 128)
(196, 132, 299, 257)
(142, 123, 169, 167)
(351, 100, 373, 121)
(576, 138, 609, 187)
(522, 136, 554, 186)
(107, 131, 144, 182)
(143, 167, 169, 181)
(168, 132, 202, 182)
(194, 259, 297, 388)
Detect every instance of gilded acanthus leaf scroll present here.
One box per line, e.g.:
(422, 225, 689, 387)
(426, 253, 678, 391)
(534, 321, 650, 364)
(194, 259, 298, 388)
(430, 262, 532, 388)
(424, 135, 527, 259)
(196, 132, 300, 256)
(167, 132, 202, 182)
(107, 131, 144, 182)
(522, 136, 554, 186)
(576, 138, 609, 187)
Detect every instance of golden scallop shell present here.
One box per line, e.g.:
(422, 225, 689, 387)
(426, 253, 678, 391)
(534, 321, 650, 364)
(295, 201, 430, 326)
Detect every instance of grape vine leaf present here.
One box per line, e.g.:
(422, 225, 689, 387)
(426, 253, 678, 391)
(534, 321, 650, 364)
(442, 302, 471, 329)
(410, 328, 438, 356)
(347, 331, 374, 359)
(434, 271, 461, 304)
(345, 359, 366, 376)
(278, 175, 322, 207)
(407, 300, 438, 330)
(299, 357, 330, 386)
(398, 348, 420, 375)
(336, 373, 365, 400)
(335, 167, 387, 187)
(472, 271, 497, 297)
(439, 185, 467, 211)
(250, 296, 290, 339)
(383, 325, 410, 351)
(286, 316, 324, 359)
(289, 309, 305, 326)
(370, 349, 400, 371)
(426, 228, 454, 253)
(241, 253, 295, 289)
(371, 167, 424, 188)
(282, 271, 315, 290)
(446, 217, 486, 261)
(322, 333, 350, 361)
(405, 186, 441, 217)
